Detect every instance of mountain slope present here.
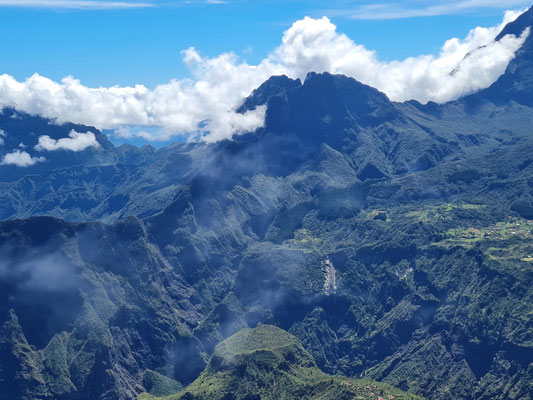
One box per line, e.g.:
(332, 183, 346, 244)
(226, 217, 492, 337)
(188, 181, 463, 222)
(470, 6, 533, 106)
(139, 325, 424, 400)
(0, 216, 207, 400)
(0, 108, 226, 222)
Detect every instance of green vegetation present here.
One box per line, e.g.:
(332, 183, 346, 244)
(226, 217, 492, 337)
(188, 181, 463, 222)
(288, 228, 322, 250)
(139, 325, 424, 400)
(430, 216, 533, 266)
(404, 203, 486, 223)
(442, 217, 533, 245)
(142, 370, 184, 397)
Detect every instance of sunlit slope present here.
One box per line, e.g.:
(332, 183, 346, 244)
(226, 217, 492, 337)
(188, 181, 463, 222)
(139, 325, 424, 400)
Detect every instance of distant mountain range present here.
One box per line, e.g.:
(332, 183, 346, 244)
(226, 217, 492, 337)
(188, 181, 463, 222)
(1, 6, 533, 400)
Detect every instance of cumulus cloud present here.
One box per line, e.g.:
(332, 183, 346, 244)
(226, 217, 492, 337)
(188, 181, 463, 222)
(35, 130, 100, 151)
(0, 9, 528, 142)
(1, 150, 45, 167)
(274, 10, 528, 102)
(0, 129, 5, 145)
(0, 65, 269, 143)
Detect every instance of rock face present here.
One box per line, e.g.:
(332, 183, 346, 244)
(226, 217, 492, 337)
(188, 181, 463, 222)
(0, 7, 533, 400)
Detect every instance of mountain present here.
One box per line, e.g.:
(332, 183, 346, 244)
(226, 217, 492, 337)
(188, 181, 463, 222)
(0, 6, 533, 400)
(0, 216, 208, 400)
(138, 325, 423, 400)
(469, 6, 533, 106)
(0, 108, 225, 222)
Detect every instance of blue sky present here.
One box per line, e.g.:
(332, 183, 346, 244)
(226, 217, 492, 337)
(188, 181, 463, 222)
(0, 0, 531, 88)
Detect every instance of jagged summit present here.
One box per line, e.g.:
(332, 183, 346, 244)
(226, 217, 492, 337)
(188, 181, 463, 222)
(496, 5, 533, 40)
(284, 72, 397, 127)
(246, 72, 401, 151)
(238, 75, 301, 113)
(240, 72, 397, 129)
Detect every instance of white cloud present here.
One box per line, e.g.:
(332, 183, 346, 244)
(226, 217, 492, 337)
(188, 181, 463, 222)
(0, 0, 154, 9)
(272, 11, 528, 103)
(0, 129, 5, 145)
(1, 150, 45, 167)
(113, 126, 134, 139)
(0, 61, 270, 143)
(0, 9, 528, 142)
(35, 130, 100, 151)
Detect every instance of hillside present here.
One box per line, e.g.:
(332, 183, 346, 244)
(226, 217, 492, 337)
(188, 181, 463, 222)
(139, 325, 424, 400)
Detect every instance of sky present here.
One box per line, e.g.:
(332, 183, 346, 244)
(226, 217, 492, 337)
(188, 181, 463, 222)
(0, 0, 532, 147)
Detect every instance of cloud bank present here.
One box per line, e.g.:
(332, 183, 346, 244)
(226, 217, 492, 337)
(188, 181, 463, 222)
(0, 9, 528, 142)
(35, 130, 100, 151)
(1, 150, 45, 167)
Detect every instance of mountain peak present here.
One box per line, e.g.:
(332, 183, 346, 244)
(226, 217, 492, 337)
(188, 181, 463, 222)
(495, 5, 533, 41)
(262, 72, 399, 137)
(238, 75, 301, 113)
(239, 72, 394, 118)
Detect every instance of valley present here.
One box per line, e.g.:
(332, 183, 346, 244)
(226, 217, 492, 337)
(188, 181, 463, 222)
(1, 6, 533, 400)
